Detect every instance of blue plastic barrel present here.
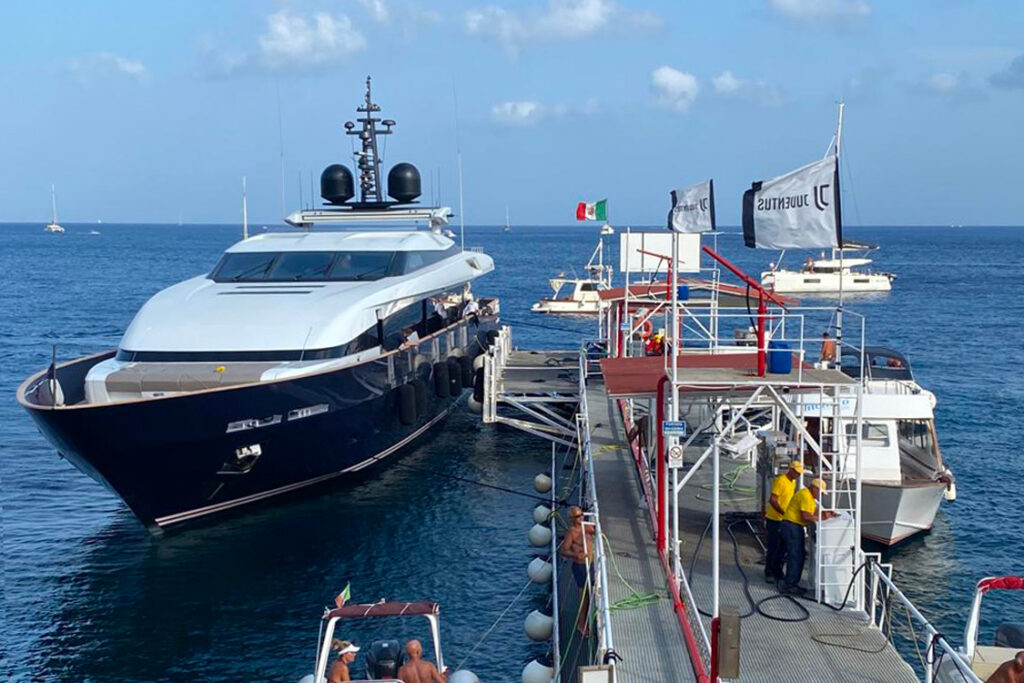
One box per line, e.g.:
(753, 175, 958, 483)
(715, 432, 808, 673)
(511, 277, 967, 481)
(767, 340, 792, 374)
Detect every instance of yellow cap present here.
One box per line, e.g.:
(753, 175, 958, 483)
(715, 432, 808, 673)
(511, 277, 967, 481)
(789, 461, 805, 474)
(810, 478, 827, 492)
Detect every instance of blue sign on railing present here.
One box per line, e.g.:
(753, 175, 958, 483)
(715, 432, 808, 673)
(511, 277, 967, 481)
(662, 420, 687, 435)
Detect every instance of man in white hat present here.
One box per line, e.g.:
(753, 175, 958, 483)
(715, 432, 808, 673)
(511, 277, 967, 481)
(779, 478, 836, 594)
(328, 639, 360, 682)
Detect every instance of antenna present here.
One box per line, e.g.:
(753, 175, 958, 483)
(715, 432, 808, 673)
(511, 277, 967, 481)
(310, 169, 315, 208)
(297, 171, 304, 209)
(344, 76, 392, 204)
(242, 176, 249, 240)
(276, 84, 285, 221)
(453, 82, 465, 250)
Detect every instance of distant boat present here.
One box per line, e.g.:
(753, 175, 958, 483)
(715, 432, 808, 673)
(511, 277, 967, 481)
(761, 241, 895, 294)
(600, 223, 614, 235)
(503, 206, 511, 233)
(44, 185, 64, 234)
(88, 230, 101, 236)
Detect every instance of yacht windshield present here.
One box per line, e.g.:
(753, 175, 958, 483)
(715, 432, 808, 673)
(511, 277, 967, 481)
(211, 251, 399, 282)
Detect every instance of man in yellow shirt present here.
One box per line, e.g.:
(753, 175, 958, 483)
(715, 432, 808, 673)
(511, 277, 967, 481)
(764, 461, 804, 583)
(779, 478, 836, 594)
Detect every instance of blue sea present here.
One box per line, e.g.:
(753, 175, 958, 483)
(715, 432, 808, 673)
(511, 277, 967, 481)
(2, 223, 1023, 681)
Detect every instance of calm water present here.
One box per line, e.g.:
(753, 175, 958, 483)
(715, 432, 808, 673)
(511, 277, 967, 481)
(2, 223, 1023, 680)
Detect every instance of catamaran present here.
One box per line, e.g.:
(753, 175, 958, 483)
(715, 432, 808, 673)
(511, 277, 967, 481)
(762, 241, 895, 294)
(44, 185, 64, 233)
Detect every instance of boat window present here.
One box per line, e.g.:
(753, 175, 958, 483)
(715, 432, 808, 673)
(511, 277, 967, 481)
(213, 252, 278, 281)
(898, 420, 934, 452)
(381, 300, 427, 350)
(580, 283, 597, 292)
(267, 252, 336, 281)
(845, 422, 891, 447)
(392, 246, 459, 275)
(803, 278, 821, 283)
(327, 252, 396, 281)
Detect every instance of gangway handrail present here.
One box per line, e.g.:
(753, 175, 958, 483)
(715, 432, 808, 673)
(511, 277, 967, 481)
(867, 559, 982, 683)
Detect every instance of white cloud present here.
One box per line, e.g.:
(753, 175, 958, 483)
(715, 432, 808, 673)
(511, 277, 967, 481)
(203, 9, 366, 76)
(712, 71, 742, 94)
(465, 0, 661, 57)
(910, 71, 985, 102)
(927, 72, 958, 94)
(769, 0, 871, 27)
(712, 70, 785, 105)
(258, 10, 366, 69)
(651, 66, 699, 113)
(492, 101, 546, 125)
(67, 52, 148, 83)
(357, 0, 390, 23)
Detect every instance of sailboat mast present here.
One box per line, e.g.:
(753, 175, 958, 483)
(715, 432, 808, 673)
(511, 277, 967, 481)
(242, 176, 249, 240)
(51, 185, 58, 224)
(835, 101, 845, 350)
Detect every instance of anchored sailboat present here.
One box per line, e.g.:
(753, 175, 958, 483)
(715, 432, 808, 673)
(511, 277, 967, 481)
(44, 185, 64, 234)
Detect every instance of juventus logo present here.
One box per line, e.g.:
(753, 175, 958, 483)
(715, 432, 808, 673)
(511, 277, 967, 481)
(813, 183, 831, 211)
(699, 198, 709, 211)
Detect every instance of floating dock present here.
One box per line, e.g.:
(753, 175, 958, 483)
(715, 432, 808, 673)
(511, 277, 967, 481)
(483, 324, 980, 682)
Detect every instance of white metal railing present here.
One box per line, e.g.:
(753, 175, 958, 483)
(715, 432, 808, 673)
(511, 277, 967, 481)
(481, 325, 511, 423)
(866, 557, 982, 683)
(576, 350, 617, 679)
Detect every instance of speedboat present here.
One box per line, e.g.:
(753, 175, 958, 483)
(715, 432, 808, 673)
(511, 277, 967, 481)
(18, 78, 498, 532)
(762, 241, 895, 294)
(531, 235, 612, 315)
(936, 576, 1024, 682)
(839, 347, 955, 545)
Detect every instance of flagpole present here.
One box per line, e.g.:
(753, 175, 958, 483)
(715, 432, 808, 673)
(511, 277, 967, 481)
(668, 228, 679, 555)
(835, 101, 845, 355)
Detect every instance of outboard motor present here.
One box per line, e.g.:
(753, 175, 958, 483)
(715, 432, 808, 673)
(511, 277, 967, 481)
(365, 639, 403, 680)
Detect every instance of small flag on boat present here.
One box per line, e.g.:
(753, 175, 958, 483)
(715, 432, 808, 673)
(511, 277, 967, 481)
(334, 582, 351, 609)
(576, 199, 607, 221)
(668, 179, 715, 233)
(742, 155, 841, 250)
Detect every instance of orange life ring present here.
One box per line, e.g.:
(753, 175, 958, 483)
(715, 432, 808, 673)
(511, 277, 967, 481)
(640, 320, 653, 338)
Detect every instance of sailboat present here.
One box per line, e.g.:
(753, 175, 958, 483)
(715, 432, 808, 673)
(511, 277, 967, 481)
(44, 185, 65, 234)
(503, 206, 511, 233)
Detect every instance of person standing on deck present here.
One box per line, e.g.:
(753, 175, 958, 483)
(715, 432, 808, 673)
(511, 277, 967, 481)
(819, 331, 837, 365)
(559, 505, 596, 635)
(396, 639, 446, 683)
(327, 640, 360, 682)
(764, 461, 804, 583)
(779, 478, 836, 594)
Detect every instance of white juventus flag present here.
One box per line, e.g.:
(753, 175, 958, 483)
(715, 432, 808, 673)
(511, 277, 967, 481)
(742, 155, 842, 249)
(667, 179, 716, 233)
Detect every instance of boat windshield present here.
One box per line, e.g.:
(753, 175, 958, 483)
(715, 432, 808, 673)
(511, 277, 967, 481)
(211, 251, 398, 282)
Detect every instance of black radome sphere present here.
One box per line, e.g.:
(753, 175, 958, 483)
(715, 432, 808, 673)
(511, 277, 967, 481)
(320, 164, 354, 204)
(387, 162, 421, 203)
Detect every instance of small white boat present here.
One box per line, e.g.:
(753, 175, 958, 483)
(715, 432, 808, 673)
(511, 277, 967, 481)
(531, 236, 612, 315)
(301, 599, 474, 683)
(600, 223, 614, 235)
(503, 206, 511, 233)
(936, 576, 1024, 682)
(44, 185, 64, 234)
(762, 242, 894, 294)
(837, 347, 954, 546)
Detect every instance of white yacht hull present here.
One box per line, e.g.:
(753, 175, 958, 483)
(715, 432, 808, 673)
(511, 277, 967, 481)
(762, 270, 893, 293)
(861, 480, 945, 545)
(531, 299, 605, 315)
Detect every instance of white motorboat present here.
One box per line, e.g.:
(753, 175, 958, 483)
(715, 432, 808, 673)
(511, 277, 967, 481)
(600, 223, 614, 235)
(936, 576, 1024, 682)
(44, 185, 64, 233)
(838, 347, 954, 546)
(531, 235, 612, 315)
(762, 241, 895, 294)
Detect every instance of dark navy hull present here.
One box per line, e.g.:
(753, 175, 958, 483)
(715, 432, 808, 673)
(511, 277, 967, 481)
(18, 319, 496, 531)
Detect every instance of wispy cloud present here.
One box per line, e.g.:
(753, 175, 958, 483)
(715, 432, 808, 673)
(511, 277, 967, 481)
(909, 71, 986, 103)
(712, 70, 785, 106)
(67, 52, 148, 83)
(991, 54, 1024, 90)
(769, 0, 871, 29)
(203, 9, 366, 77)
(465, 0, 662, 58)
(357, 0, 390, 23)
(651, 66, 699, 113)
(489, 98, 594, 125)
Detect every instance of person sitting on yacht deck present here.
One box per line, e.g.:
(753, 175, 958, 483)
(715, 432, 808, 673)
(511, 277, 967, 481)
(779, 478, 836, 594)
(399, 327, 419, 350)
(462, 294, 480, 324)
(819, 331, 837, 365)
(764, 461, 805, 583)
(328, 639, 360, 682)
(396, 639, 446, 683)
(987, 652, 1024, 683)
(803, 256, 814, 272)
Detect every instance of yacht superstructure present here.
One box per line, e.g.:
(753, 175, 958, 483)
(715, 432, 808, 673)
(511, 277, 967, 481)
(18, 78, 499, 531)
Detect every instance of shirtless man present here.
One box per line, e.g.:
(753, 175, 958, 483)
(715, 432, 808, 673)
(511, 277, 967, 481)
(559, 506, 596, 635)
(988, 652, 1024, 683)
(396, 639, 446, 683)
(327, 640, 360, 682)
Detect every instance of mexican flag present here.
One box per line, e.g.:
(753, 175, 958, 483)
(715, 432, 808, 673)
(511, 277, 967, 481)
(576, 199, 607, 221)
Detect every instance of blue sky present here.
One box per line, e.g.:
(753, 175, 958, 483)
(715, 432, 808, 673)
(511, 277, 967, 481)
(1, 0, 1022, 226)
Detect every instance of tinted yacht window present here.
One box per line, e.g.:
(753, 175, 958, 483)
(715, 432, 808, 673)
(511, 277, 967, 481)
(213, 252, 278, 281)
(268, 252, 335, 281)
(328, 252, 396, 281)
